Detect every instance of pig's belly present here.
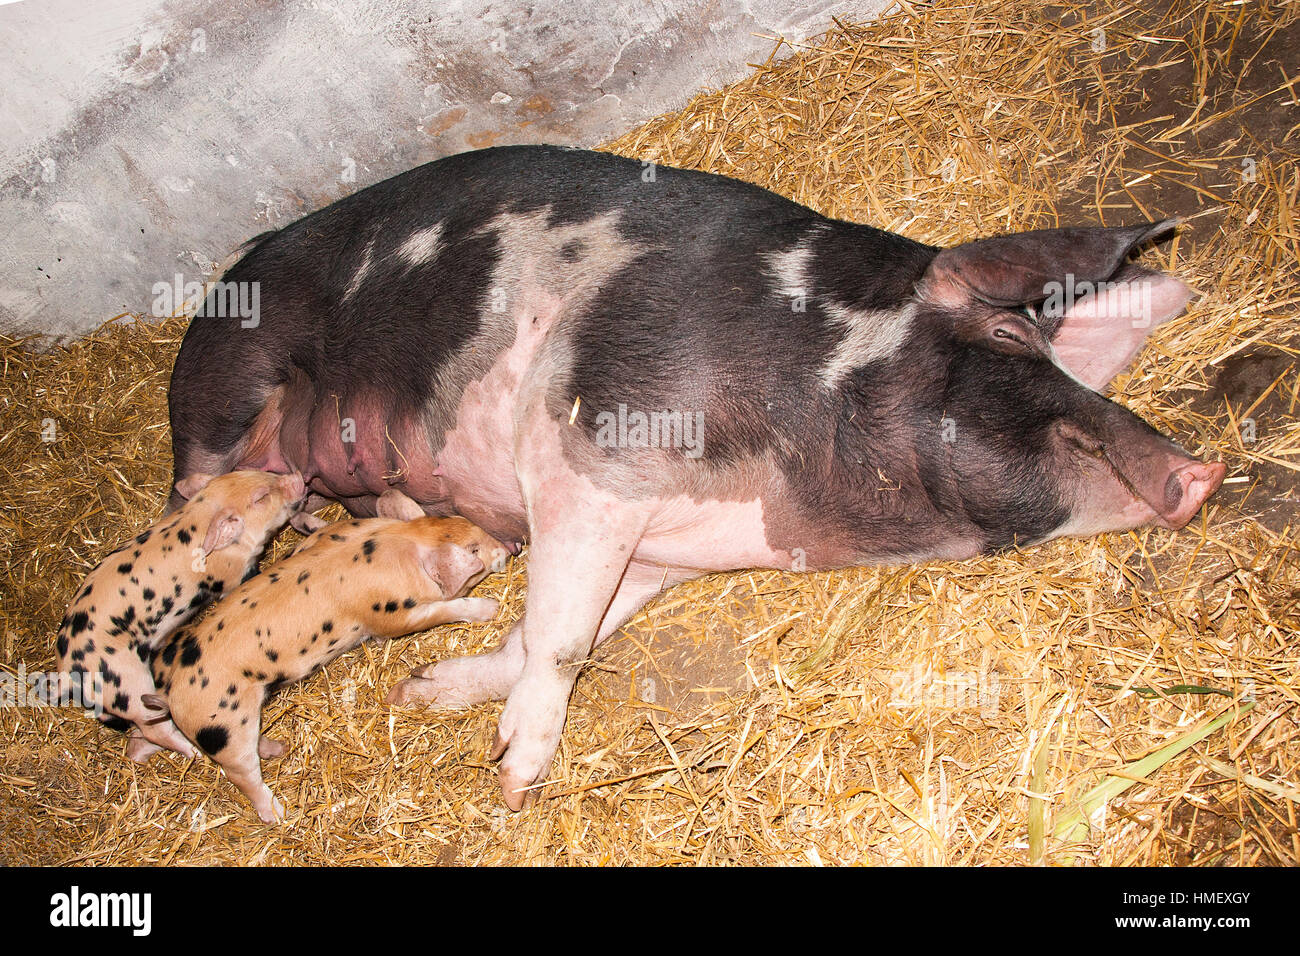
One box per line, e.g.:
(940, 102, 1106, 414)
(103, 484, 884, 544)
(434, 390, 529, 546)
(633, 494, 791, 573)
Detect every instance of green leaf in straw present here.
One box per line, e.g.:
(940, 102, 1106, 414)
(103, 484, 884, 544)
(1052, 702, 1256, 851)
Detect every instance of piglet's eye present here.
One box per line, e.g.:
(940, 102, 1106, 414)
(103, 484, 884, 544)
(251, 488, 270, 505)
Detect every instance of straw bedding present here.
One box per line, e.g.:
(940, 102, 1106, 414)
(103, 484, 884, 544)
(2, 0, 1296, 865)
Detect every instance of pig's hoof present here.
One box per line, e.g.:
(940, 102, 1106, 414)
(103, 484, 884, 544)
(490, 726, 547, 811)
(498, 766, 540, 811)
(258, 736, 287, 760)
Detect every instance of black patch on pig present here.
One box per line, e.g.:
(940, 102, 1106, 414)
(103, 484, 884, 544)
(68, 611, 90, 636)
(177, 528, 192, 545)
(117, 562, 133, 575)
(196, 725, 229, 755)
(112, 692, 129, 712)
(99, 714, 132, 732)
(109, 606, 136, 633)
(180, 638, 202, 667)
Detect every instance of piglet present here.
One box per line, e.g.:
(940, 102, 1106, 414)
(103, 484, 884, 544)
(150, 489, 508, 823)
(55, 470, 305, 762)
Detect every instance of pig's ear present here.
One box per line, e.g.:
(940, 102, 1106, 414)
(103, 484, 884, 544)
(202, 509, 245, 554)
(1047, 264, 1193, 390)
(376, 489, 426, 521)
(919, 220, 1177, 309)
(174, 473, 216, 501)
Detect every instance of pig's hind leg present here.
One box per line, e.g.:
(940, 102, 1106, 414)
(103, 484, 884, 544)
(168, 685, 285, 823)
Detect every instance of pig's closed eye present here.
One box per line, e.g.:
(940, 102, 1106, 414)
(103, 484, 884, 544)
(993, 325, 1032, 351)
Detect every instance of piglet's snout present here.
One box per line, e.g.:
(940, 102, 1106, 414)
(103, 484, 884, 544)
(279, 472, 307, 502)
(474, 533, 511, 574)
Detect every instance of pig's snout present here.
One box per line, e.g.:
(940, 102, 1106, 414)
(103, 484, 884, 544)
(1157, 460, 1226, 529)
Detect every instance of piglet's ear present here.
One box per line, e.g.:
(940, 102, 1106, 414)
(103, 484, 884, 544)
(202, 509, 244, 554)
(174, 473, 215, 501)
(1047, 264, 1193, 390)
(376, 489, 426, 521)
(421, 545, 485, 600)
(920, 220, 1177, 309)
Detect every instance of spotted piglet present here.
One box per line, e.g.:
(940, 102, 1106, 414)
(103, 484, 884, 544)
(55, 470, 306, 762)
(150, 489, 509, 822)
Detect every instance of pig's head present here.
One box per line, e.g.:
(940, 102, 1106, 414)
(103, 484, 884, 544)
(377, 490, 511, 597)
(174, 469, 306, 555)
(902, 219, 1224, 551)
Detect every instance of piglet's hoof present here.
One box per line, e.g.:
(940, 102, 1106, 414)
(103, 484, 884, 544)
(254, 789, 286, 825)
(125, 734, 163, 764)
(258, 736, 287, 760)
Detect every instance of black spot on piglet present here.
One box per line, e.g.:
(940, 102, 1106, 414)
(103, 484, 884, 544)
(196, 725, 229, 755)
(180, 638, 202, 667)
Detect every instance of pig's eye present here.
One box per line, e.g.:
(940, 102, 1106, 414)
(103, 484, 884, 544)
(251, 488, 270, 505)
(993, 326, 1032, 351)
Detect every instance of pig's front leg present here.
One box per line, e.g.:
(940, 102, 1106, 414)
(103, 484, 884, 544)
(490, 500, 652, 810)
(389, 563, 690, 709)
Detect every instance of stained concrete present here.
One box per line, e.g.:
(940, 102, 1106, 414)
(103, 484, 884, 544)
(0, 0, 886, 341)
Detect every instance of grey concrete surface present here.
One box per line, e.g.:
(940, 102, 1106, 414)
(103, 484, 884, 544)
(0, 0, 887, 342)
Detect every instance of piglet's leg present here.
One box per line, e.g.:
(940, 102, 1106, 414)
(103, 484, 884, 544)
(491, 504, 650, 810)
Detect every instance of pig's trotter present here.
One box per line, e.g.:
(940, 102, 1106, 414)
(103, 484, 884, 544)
(389, 620, 525, 708)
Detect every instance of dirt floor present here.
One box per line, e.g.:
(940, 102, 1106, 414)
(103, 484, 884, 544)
(2, 0, 1297, 865)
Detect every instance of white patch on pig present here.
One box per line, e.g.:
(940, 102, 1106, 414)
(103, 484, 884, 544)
(818, 301, 915, 389)
(343, 239, 375, 301)
(397, 222, 445, 267)
(430, 208, 644, 532)
(763, 238, 818, 300)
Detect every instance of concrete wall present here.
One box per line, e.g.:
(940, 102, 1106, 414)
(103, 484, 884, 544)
(0, 0, 886, 341)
